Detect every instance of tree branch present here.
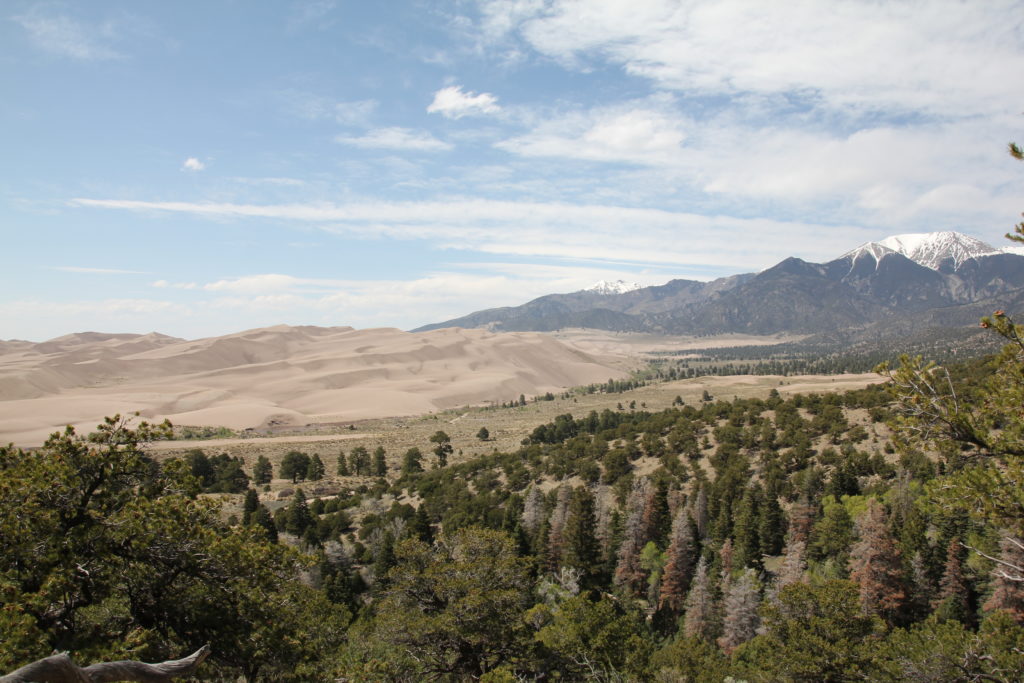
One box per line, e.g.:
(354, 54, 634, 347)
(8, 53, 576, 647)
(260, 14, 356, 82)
(1, 645, 210, 683)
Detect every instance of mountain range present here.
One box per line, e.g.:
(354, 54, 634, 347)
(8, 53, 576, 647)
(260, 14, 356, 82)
(415, 232, 1024, 336)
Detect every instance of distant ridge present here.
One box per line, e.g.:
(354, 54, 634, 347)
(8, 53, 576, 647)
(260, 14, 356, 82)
(415, 231, 1024, 336)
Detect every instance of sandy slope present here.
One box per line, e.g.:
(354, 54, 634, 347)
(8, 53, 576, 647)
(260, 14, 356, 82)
(0, 325, 628, 446)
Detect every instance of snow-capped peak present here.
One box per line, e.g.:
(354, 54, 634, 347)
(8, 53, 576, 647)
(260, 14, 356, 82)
(842, 231, 1000, 271)
(840, 242, 897, 264)
(585, 279, 642, 295)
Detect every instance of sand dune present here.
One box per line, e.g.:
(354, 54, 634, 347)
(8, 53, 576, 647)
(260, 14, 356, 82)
(0, 325, 628, 446)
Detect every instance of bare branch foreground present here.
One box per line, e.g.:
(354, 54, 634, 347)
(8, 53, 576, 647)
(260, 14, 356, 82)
(0, 645, 210, 683)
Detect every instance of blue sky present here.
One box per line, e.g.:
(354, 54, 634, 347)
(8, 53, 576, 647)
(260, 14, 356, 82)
(3, 0, 1022, 341)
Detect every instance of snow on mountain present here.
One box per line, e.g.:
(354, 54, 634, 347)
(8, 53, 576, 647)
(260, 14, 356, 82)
(877, 231, 999, 270)
(839, 242, 898, 265)
(584, 280, 642, 295)
(841, 231, 1002, 271)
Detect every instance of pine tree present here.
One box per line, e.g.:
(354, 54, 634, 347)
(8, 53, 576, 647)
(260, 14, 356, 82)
(521, 486, 545, 535)
(982, 536, 1024, 624)
(683, 556, 717, 641)
(252, 455, 273, 485)
(614, 479, 650, 596)
(933, 536, 970, 624)
(718, 568, 761, 654)
(409, 504, 434, 545)
(429, 430, 452, 469)
(759, 490, 786, 557)
(336, 450, 349, 476)
(372, 447, 387, 477)
(850, 500, 905, 624)
(692, 484, 709, 539)
(241, 488, 259, 525)
(306, 453, 325, 481)
(907, 550, 935, 621)
(253, 505, 278, 543)
(659, 507, 695, 615)
(563, 486, 601, 583)
(286, 488, 314, 536)
(732, 484, 763, 570)
(641, 479, 671, 548)
(350, 447, 370, 476)
(770, 537, 807, 602)
(546, 485, 572, 571)
(401, 447, 423, 476)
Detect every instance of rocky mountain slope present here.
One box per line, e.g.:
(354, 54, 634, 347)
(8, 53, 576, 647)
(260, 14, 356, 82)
(415, 232, 1024, 336)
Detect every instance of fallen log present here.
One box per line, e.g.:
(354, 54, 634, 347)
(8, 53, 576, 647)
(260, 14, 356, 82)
(0, 645, 210, 683)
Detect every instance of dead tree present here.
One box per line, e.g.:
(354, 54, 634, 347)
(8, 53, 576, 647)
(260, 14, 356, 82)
(1, 645, 210, 683)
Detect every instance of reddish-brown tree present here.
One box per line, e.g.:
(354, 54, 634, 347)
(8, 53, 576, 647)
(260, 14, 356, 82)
(850, 500, 906, 624)
(659, 507, 695, 614)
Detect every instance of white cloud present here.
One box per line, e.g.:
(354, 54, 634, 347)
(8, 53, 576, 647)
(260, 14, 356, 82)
(69, 196, 877, 270)
(152, 280, 197, 290)
(488, 0, 1024, 118)
(427, 85, 501, 119)
(496, 104, 686, 165)
(335, 127, 452, 151)
(182, 157, 205, 172)
(14, 10, 122, 61)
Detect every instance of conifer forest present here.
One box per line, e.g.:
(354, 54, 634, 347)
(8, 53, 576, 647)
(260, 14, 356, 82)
(3, 310, 1024, 681)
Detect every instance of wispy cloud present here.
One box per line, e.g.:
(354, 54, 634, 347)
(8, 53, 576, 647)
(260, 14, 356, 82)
(68, 196, 875, 270)
(52, 266, 148, 275)
(13, 9, 123, 61)
(182, 157, 205, 171)
(428, 85, 501, 119)
(335, 127, 452, 151)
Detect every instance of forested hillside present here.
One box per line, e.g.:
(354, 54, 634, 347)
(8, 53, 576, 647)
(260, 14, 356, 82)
(3, 315, 1024, 681)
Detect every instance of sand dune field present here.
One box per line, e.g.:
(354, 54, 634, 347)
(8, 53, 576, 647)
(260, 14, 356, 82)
(0, 325, 630, 447)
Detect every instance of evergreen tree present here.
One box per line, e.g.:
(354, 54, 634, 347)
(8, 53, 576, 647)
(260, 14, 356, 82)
(771, 537, 807, 601)
(336, 449, 349, 476)
(252, 455, 273, 485)
(409, 504, 434, 545)
(476, 427, 490, 441)
(982, 535, 1024, 624)
(718, 568, 761, 654)
(614, 480, 650, 596)
(659, 507, 695, 615)
(563, 486, 601, 584)
(933, 536, 971, 624)
(683, 556, 717, 641)
(759, 490, 786, 557)
(430, 430, 453, 468)
(401, 447, 423, 476)
(641, 479, 671, 549)
(732, 483, 763, 570)
(241, 488, 259, 525)
(372, 446, 387, 477)
(374, 531, 396, 583)
(350, 447, 370, 476)
(306, 453, 325, 481)
(521, 486, 545, 535)
(546, 485, 572, 571)
(253, 505, 278, 543)
(810, 500, 854, 569)
(286, 488, 314, 536)
(280, 451, 310, 484)
(850, 500, 905, 624)
(907, 550, 935, 621)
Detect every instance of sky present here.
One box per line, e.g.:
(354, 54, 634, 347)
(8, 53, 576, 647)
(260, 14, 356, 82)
(2, 0, 1023, 341)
